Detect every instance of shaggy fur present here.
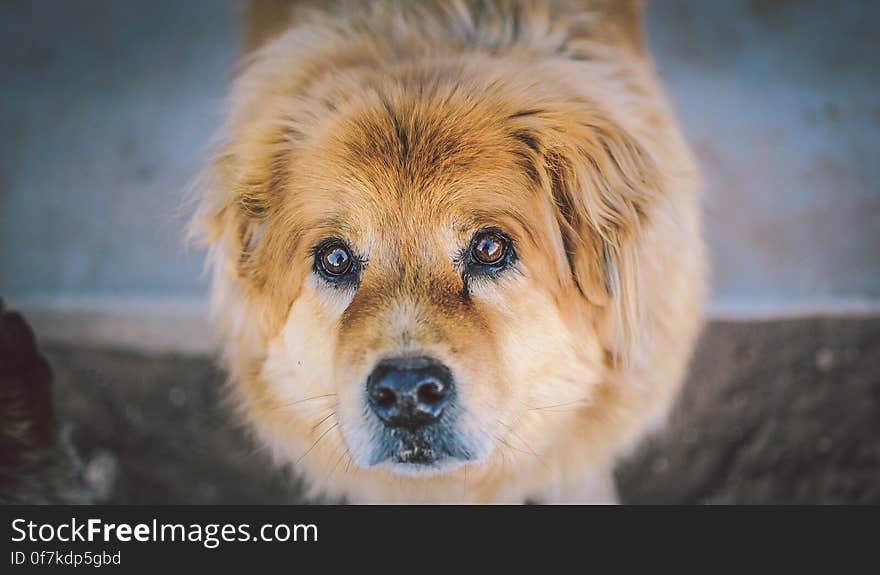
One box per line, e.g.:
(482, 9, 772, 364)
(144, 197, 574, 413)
(192, 0, 705, 503)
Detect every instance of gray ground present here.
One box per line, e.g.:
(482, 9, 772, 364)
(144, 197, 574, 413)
(617, 317, 880, 504)
(43, 317, 879, 504)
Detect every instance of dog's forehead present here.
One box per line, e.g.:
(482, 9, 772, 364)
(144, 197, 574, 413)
(295, 94, 543, 251)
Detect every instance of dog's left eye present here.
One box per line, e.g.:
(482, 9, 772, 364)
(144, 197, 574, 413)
(319, 243, 352, 275)
(471, 231, 507, 265)
(464, 228, 515, 277)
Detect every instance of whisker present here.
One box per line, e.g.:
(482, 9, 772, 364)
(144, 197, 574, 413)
(243, 437, 274, 459)
(324, 447, 349, 485)
(294, 422, 338, 468)
(311, 409, 337, 431)
(462, 464, 468, 499)
(496, 438, 509, 476)
(494, 433, 533, 458)
(496, 418, 547, 469)
(274, 393, 337, 410)
(525, 398, 588, 411)
(476, 420, 507, 473)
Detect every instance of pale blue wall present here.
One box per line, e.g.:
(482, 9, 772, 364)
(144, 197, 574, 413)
(0, 0, 235, 297)
(649, 0, 880, 302)
(1, 0, 878, 304)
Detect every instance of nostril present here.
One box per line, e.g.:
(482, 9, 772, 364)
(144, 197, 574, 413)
(417, 379, 446, 406)
(372, 385, 397, 409)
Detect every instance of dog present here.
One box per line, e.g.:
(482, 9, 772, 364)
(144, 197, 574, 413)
(191, 0, 705, 503)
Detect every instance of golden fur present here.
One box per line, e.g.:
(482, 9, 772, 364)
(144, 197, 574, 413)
(191, 0, 705, 503)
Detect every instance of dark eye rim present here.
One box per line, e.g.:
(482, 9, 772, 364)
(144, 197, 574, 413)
(464, 227, 516, 275)
(312, 238, 362, 284)
(471, 230, 508, 265)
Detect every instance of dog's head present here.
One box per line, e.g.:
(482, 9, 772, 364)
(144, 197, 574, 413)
(193, 24, 679, 492)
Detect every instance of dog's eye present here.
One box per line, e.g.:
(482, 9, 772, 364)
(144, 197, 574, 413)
(471, 231, 507, 265)
(460, 228, 516, 288)
(317, 242, 353, 276)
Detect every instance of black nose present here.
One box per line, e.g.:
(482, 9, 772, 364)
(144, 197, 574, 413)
(366, 357, 454, 429)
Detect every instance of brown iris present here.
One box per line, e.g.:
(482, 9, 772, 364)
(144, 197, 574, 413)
(318, 242, 353, 276)
(471, 231, 507, 265)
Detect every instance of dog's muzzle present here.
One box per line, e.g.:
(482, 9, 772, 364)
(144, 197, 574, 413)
(365, 356, 471, 467)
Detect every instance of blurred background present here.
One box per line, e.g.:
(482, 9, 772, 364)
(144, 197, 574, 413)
(0, 0, 877, 503)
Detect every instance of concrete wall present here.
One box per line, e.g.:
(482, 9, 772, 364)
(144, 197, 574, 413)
(2, 0, 878, 312)
(649, 0, 880, 306)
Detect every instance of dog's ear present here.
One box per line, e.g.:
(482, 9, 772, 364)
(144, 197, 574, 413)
(187, 120, 301, 350)
(521, 106, 661, 367)
(560, 0, 647, 55)
(192, 141, 276, 289)
(243, 0, 326, 53)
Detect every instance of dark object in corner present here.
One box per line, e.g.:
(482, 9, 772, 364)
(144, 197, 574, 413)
(0, 298, 91, 504)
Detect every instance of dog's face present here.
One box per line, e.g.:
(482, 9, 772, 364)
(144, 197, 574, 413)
(202, 60, 662, 486)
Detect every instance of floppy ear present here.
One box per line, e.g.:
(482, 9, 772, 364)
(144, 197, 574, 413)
(188, 123, 302, 357)
(531, 108, 661, 368)
(195, 144, 276, 282)
(586, 0, 647, 53)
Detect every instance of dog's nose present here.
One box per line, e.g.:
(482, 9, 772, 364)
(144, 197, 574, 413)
(366, 357, 454, 429)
